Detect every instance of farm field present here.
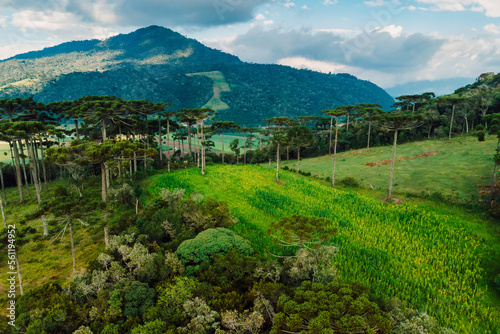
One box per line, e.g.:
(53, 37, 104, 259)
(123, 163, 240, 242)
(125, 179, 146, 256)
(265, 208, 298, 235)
(149, 164, 500, 333)
(279, 135, 498, 200)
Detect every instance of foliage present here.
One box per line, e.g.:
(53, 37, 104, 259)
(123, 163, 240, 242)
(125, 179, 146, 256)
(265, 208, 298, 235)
(150, 165, 500, 333)
(389, 306, 456, 334)
(268, 215, 336, 250)
(178, 297, 220, 333)
(271, 280, 392, 334)
(283, 246, 338, 284)
(176, 227, 254, 274)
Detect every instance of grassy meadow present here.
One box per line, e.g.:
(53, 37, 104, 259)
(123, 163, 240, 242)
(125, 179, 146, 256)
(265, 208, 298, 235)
(280, 135, 498, 200)
(149, 164, 500, 333)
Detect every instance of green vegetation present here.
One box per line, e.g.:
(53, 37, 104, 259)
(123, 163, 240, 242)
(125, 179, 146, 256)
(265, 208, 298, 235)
(0, 26, 394, 126)
(150, 164, 500, 333)
(280, 135, 497, 199)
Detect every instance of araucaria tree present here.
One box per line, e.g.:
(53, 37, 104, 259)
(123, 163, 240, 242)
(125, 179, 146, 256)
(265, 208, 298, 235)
(375, 112, 423, 201)
(268, 215, 336, 250)
(264, 117, 295, 182)
(287, 125, 314, 173)
(356, 103, 383, 150)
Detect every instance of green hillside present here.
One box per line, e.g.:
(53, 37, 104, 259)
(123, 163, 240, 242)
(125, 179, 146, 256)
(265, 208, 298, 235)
(149, 164, 500, 333)
(0, 26, 394, 125)
(279, 135, 498, 200)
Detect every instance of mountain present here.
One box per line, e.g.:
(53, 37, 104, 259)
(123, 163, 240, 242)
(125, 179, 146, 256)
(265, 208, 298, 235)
(385, 77, 475, 98)
(0, 25, 394, 125)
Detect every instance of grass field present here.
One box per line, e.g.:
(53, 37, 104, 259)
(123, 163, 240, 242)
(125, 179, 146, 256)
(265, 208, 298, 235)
(149, 164, 500, 334)
(0, 179, 104, 313)
(279, 135, 498, 200)
(187, 71, 231, 111)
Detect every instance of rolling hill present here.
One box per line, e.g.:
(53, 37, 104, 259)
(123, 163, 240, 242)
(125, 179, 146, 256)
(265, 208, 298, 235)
(0, 25, 394, 126)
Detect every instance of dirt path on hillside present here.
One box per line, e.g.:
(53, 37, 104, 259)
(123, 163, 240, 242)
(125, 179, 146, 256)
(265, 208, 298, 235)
(319, 149, 368, 160)
(365, 151, 440, 167)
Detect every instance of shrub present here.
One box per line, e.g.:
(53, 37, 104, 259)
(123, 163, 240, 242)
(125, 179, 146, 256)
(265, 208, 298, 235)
(176, 228, 253, 274)
(339, 176, 361, 188)
(477, 130, 486, 142)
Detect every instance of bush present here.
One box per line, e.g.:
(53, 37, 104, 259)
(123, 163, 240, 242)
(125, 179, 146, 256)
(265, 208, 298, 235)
(477, 130, 486, 142)
(176, 228, 254, 274)
(339, 176, 361, 188)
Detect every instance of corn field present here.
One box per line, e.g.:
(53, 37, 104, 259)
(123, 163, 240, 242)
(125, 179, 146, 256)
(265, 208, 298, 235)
(150, 165, 500, 333)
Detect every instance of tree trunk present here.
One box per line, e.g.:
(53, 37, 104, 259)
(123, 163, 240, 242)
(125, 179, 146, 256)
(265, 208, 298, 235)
(40, 142, 49, 192)
(222, 129, 225, 164)
(69, 220, 77, 274)
(367, 119, 372, 150)
(0, 167, 6, 204)
(33, 141, 42, 187)
(19, 141, 30, 193)
(75, 119, 79, 140)
(26, 140, 41, 204)
(329, 116, 333, 156)
(276, 142, 280, 182)
(135, 198, 139, 215)
(167, 117, 171, 172)
(158, 115, 163, 161)
(196, 123, 200, 167)
(104, 225, 109, 250)
(15, 252, 23, 296)
(12, 141, 23, 202)
(296, 146, 300, 173)
(0, 195, 5, 228)
(464, 114, 469, 133)
(133, 151, 137, 174)
(101, 119, 107, 141)
(100, 162, 107, 202)
(488, 138, 500, 205)
(387, 129, 398, 201)
(244, 132, 248, 165)
(332, 118, 339, 188)
(42, 215, 48, 236)
(188, 125, 192, 157)
(346, 113, 349, 132)
(448, 104, 455, 141)
(105, 164, 110, 189)
(201, 122, 206, 176)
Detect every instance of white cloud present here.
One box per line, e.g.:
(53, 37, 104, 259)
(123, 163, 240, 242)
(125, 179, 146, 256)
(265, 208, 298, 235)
(416, 0, 500, 17)
(255, 13, 266, 20)
(264, 20, 274, 25)
(11, 10, 79, 32)
(302, 5, 310, 10)
(323, 0, 338, 6)
(413, 34, 500, 83)
(278, 56, 398, 87)
(372, 24, 403, 38)
(484, 23, 500, 34)
(364, 0, 388, 7)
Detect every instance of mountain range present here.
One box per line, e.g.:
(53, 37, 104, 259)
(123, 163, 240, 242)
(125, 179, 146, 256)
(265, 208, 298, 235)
(0, 25, 395, 126)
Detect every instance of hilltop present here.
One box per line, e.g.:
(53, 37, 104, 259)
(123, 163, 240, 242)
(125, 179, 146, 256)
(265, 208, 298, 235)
(0, 25, 394, 126)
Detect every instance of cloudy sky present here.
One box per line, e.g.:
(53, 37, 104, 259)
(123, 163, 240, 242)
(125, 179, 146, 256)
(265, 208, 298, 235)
(0, 0, 499, 91)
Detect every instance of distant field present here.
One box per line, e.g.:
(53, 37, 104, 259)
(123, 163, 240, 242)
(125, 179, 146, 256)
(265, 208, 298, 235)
(186, 71, 231, 111)
(279, 135, 497, 200)
(149, 165, 500, 333)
